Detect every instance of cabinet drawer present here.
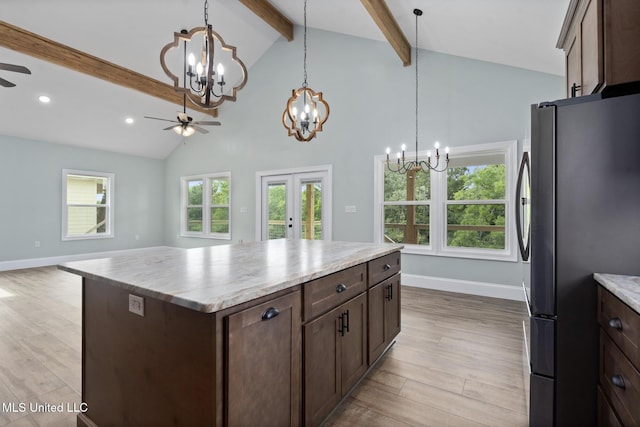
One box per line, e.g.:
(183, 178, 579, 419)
(599, 330, 640, 427)
(598, 386, 623, 427)
(367, 252, 401, 287)
(598, 286, 640, 371)
(303, 264, 366, 321)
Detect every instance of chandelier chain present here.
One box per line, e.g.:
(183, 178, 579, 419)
(204, 0, 209, 26)
(415, 11, 419, 156)
(302, 0, 308, 87)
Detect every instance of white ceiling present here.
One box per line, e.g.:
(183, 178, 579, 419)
(1, 0, 569, 159)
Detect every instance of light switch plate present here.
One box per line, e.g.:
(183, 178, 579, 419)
(128, 294, 144, 316)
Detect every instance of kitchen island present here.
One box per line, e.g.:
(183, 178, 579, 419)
(59, 239, 402, 427)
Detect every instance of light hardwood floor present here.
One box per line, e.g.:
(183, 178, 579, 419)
(0, 267, 527, 427)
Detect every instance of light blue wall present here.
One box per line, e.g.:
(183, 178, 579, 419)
(164, 27, 564, 286)
(0, 135, 165, 262)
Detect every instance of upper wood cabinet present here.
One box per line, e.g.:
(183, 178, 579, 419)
(557, 0, 640, 97)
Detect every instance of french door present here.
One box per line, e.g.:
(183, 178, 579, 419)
(257, 167, 332, 241)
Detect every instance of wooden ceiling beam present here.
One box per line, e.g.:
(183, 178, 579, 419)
(239, 0, 294, 42)
(0, 20, 217, 117)
(360, 0, 411, 67)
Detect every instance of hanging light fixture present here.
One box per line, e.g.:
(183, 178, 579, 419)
(160, 0, 248, 109)
(282, 0, 329, 142)
(385, 9, 449, 173)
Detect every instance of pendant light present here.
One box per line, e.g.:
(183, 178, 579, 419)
(282, 0, 329, 142)
(385, 9, 449, 173)
(160, 0, 248, 110)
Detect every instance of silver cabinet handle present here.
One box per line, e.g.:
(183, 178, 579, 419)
(611, 375, 625, 389)
(608, 318, 623, 331)
(261, 307, 280, 321)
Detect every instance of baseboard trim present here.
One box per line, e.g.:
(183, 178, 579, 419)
(402, 273, 524, 301)
(0, 246, 172, 272)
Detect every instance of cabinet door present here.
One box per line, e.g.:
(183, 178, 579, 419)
(386, 276, 401, 342)
(340, 293, 368, 393)
(368, 275, 401, 364)
(580, 0, 603, 94)
(566, 32, 582, 97)
(226, 291, 301, 427)
(304, 304, 341, 427)
(368, 280, 387, 363)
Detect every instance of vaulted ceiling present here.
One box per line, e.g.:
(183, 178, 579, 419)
(1, 0, 569, 159)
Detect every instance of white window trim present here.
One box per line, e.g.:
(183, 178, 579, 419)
(62, 169, 114, 241)
(180, 171, 231, 240)
(374, 140, 517, 262)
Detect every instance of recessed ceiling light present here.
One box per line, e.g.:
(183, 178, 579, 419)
(125, 117, 134, 124)
(38, 95, 51, 103)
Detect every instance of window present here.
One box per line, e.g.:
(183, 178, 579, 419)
(181, 172, 231, 239)
(374, 141, 517, 261)
(62, 169, 114, 240)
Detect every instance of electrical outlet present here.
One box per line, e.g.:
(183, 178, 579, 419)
(34, 240, 41, 248)
(128, 294, 144, 316)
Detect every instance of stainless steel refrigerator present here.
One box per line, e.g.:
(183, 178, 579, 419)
(520, 92, 640, 426)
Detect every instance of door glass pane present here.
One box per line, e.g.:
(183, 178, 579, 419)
(267, 183, 287, 239)
(300, 180, 322, 240)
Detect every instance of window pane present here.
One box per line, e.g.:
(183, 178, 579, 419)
(188, 180, 203, 205)
(210, 178, 229, 205)
(384, 169, 430, 201)
(447, 164, 505, 200)
(447, 204, 505, 249)
(187, 207, 203, 232)
(67, 175, 107, 204)
(210, 207, 229, 234)
(67, 206, 107, 236)
(300, 181, 322, 240)
(267, 183, 286, 239)
(384, 205, 429, 245)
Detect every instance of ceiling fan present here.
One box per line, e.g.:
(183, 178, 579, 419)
(144, 94, 221, 137)
(0, 63, 31, 88)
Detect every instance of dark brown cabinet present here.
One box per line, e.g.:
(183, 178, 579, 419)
(368, 273, 401, 364)
(597, 286, 640, 426)
(303, 292, 367, 427)
(226, 290, 302, 427)
(558, 0, 640, 98)
(74, 248, 401, 427)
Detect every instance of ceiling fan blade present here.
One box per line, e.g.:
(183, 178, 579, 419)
(192, 121, 221, 126)
(163, 125, 181, 131)
(0, 77, 16, 88)
(192, 125, 209, 134)
(0, 63, 31, 74)
(144, 116, 178, 124)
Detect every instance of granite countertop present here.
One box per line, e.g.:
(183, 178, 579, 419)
(58, 239, 402, 313)
(594, 273, 640, 314)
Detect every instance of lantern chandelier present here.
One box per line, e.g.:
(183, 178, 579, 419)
(282, 0, 330, 142)
(386, 9, 449, 174)
(160, 0, 248, 109)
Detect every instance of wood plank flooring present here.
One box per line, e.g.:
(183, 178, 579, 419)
(0, 267, 528, 426)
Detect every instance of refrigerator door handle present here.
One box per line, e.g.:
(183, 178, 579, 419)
(515, 152, 531, 261)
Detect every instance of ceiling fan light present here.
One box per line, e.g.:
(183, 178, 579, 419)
(183, 126, 196, 137)
(173, 126, 183, 135)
